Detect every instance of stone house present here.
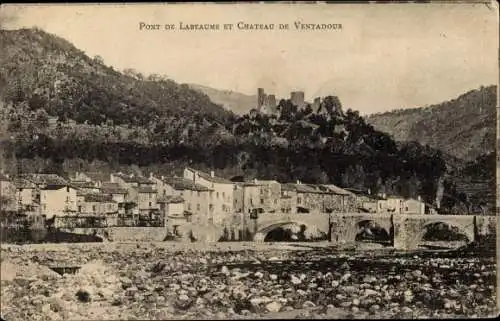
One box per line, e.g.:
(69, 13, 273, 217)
(13, 178, 38, 214)
(153, 175, 212, 225)
(99, 182, 128, 214)
(22, 174, 78, 219)
(279, 184, 297, 214)
(402, 197, 425, 214)
(74, 171, 111, 187)
(158, 195, 185, 234)
(284, 181, 345, 214)
(253, 179, 282, 213)
(183, 168, 235, 225)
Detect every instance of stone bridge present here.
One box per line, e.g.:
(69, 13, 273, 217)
(251, 212, 496, 250)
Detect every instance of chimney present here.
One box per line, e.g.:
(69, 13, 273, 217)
(368, 188, 371, 195)
(149, 172, 153, 179)
(296, 180, 301, 185)
(382, 193, 387, 199)
(210, 171, 215, 178)
(254, 178, 258, 184)
(161, 175, 165, 180)
(417, 195, 421, 202)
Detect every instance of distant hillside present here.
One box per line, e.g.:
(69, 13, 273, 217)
(365, 86, 497, 161)
(0, 27, 491, 214)
(0, 28, 235, 127)
(188, 84, 257, 115)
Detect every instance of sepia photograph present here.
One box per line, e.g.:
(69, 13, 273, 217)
(0, 2, 498, 320)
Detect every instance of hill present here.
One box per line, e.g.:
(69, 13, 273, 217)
(0, 27, 492, 214)
(0, 27, 235, 127)
(365, 86, 497, 161)
(188, 84, 257, 115)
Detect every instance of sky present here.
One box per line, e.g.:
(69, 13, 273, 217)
(2, 3, 498, 115)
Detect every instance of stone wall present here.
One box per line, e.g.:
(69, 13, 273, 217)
(60, 227, 168, 242)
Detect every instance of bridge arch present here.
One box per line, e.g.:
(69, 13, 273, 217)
(254, 220, 328, 242)
(354, 219, 392, 243)
(412, 219, 475, 248)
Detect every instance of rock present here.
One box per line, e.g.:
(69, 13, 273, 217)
(340, 301, 352, 308)
(331, 280, 340, 288)
(220, 266, 229, 275)
(265, 301, 282, 313)
(403, 289, 413, 303)
(369, 304, 380, 314)
(290, 275, 302, 285)
(268, 257, 280, 262)
(254, 271, 264, 279)
(363, 289, 379, 297)
(363, 275, 377, 283)
(303, 301, 316, 308)
(352, 298, 360, 306)
(270, 274, 278, 281)
(341, 273, 351, 282)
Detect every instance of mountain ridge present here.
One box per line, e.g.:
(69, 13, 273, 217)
(365, 85, 496, 161)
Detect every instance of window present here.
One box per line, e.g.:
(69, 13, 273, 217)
(92, 205, 96, 212)
(163, 190, 166, 196)
(67, 186, 70, 192)
(260, 199, 264, 204)
(274, 199, 278, 205)
(405, 206, 408, 211)
(298, 197, 302, 204)
(197, 204, 200, 211)
(222, 192, 225, 198)
(78, 206, 82, 212)
(217, 192, 219, 198)
(66, 196, 70, 202)
(149, 202, 152, 207)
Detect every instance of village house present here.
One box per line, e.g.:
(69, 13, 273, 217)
(74, 171, 111, 187)
(253, 179, 282, 213)
(402, 196, 426, 214)
(283, 181, 345, 214)
(279, 184, 297, 214)
(77, 193, 119, 226)
(157, 195, 185, 235)
(22, 174, 78, 219)
(70, 180, 100, 194)
(321, 184, 358, 212)
(13, 177, 38, 214)
(110, 173, 156, 214)
(99, 182, 128, 215)
(183, 168, 235, 225)
(152, 175, 212, 225)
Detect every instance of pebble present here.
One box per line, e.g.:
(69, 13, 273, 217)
(265, 301, 282, 313)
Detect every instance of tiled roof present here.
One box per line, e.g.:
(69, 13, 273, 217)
(137, 186, 156, 193)
(82, 172, 110, 183)
(23, 174, 68, 186)
(14, 178, 35, 189)
(114, 173, 153, 184)
(100, 182, 127, 194)
(186, 167, 233, 184)
(321, 184, 355, 196)
(157, 195, 184, 204)
(71, 181, 97, 189)
(162, 177, 212, 192)
(83, 193, 115, 203)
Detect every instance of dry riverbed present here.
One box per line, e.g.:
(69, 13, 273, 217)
(0, 241, 497, 320)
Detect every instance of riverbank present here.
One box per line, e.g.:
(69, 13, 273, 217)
(1, 242, 497, 320)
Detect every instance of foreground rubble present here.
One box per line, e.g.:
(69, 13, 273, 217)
(0, 242, 497, 320)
